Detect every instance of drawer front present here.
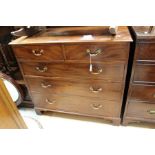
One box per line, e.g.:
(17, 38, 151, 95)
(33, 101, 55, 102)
(130, 84, 155, 102)
(137, 43, 155, 61)
(126, 101, 155, 120)
(133, 64, 155, 83)
(25, 78, 123, 101)
(64, 43, 129, 62)
(21, 62, 125, 82)
(13, 45, 64, 61)
(32, 93, 121, 118)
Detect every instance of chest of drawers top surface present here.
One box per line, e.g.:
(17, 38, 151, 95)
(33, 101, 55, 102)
(10, 26, 132, 45)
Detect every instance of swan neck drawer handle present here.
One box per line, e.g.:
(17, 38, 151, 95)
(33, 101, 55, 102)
(90, 68, 102, 75)
(32, 49, 44, 56)
(147, 110, 155, 114)
(86, 49, 102, 56)
(41, 83, 52, 88)
(36, 66, 47, 72)
(91, 104, 103, 110)
(45, 98, 56, 104)
(89, 86, 102, 93)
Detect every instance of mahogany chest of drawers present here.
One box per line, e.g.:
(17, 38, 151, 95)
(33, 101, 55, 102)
(10, 27, 132, 125)
(123, 26, 155, 125)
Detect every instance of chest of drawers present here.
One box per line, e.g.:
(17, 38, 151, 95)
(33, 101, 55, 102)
(10, 27, 132, 125)
(123, 26, 155, 125)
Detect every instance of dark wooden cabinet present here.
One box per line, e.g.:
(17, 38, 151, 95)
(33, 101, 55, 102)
(0, 52, 5, 72)
(10, 26, 132, 125)
(123, 26, 155, 125)
(0, 27, 33, 107)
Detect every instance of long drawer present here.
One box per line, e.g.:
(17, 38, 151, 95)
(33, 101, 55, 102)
(21, 62, 125, 82)
(130, 84, 155, 102)
(126, 101, 155, 120)
(13, 45, 64, 61)
(25, 77, 123, 101)
(133, 64, 155, 83)
(32, 93, 121, 118)
(64, 43, 129, 62)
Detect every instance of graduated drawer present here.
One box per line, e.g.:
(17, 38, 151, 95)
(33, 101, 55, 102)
(136, 43, 155, 61)
(21, 62, 125, 82)
(32, 93, 121, 118)
(12, 45, 64, 61)
(25, 77, 123, 101)
(126, 101, 155, 120)
(64, 43, 129, 62)
(133, 64, 155, 83)
(130, 84, 155, 102)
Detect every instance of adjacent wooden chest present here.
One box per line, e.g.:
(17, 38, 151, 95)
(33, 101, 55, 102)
(10, 27, 132, 125)
(123, 26, 155, 125)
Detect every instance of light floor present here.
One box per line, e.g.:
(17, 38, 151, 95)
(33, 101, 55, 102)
(18, 108, 155, 155)
(19, 108, 155, 129)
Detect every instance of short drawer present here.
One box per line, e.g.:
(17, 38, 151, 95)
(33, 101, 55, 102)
(32, 93, 121, 118)
(25, 77, 123, 101)
(12, 45, 64, 61)
(64, 43, 129, 62)
(137, 43, 155, 61)
(126, 101, 155, 120)
(133, 64, 155, 83)
(21, 62, 125, 82)
(130, 84, 155, 102)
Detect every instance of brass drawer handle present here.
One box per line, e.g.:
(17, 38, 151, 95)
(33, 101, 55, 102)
(32, 49, 44, 56)
(90, 68, 102, 75)
(147, 110, 155, 114)
(91, 104, 103, 110)
(89, 86, 102, 93)
(153, 94, 155, 98)
(41, 82, 52, 88)
(36, 66, 47, 72)
(45, 98, 56, 104)
(86, 49, 102, 56)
